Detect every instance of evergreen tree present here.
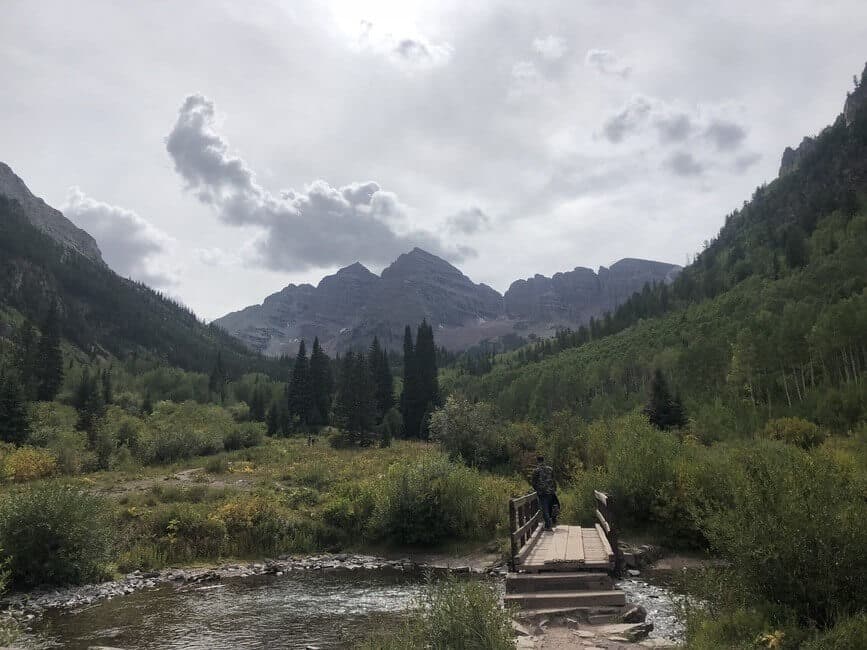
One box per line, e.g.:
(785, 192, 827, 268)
(209, 352, 228, 404)
(369, 336, 394, 421)
(35, 306, 63, 401)
(73, 368, 105, 435)
(101, 368, 113, 405)
(0, 370, 30, 445)
(249, 387, 266, 422)
(266, 401, 280, 436)
(334, 351, 376, 439)
(11, 320, 38, 401)
(308, 337, 333, 427)
(400, 325, 421, 438)
(415, 319, 441, 418)
(644, 369, 687, 430)
(287, 340, 312, 428)
(141, 391, 153, 415)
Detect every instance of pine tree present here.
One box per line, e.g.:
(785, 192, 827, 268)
(644, 369, 687, 430)
(308, 337, 333, 427)
(209, 352, 228, 404)
(11, 320, 38, 401)
(0, 370, 30, 445)
(415, 319, 441, 416)
(287, 341, 312, 429)
(369, 336, 394, 421)
(333, 351, 376, 441)
(400, 325, 421, 438)
(73, 368, 105, 435)
(266, 401, 280, 436)
(35, 306, 64, 401)
(249, 387, 266, 422)
(141, 391, 153, 415)
(101, 368, 113, 405)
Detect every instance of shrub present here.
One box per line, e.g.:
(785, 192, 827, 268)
(47, 430, 95, 475)
(0, 484, 112, 587)
(146, 503, 226, 562)
(361, 577, 514, 650)
(145, 401, 229, 463)
(802, 613, 867, 649)
(380, 407, 402, 447)
(214, 494, 288, 555)
(2, 446, 57, 481)
(429, 396, 512, 470)
(205, 454, 230, 474)
(701, 441, 867, 626)
(222, 422, 265, 451)
(26, 402, 79, 447)
(761, 417, 826, 450)
(369, 455, 506, 545)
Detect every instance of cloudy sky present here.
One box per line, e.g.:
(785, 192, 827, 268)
(2, 1, 866, 320)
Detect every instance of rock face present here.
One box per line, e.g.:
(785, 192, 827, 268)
(844, 62, 867, 127)
(0, 161, 103, 263)
(779, 136, 817, 177)
(504, 259, 680, 324)
(215, 250, 681, 355)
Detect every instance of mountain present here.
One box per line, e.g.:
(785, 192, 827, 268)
(0, 163, 103, 263)
(0, 168, 280, 377)
(215, 248, 681, 355)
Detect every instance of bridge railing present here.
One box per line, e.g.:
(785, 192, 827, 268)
(594, 490, 622, 576)
(508, 492, 542, 570)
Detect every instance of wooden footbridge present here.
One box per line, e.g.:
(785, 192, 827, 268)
(505, 490, 627, 613)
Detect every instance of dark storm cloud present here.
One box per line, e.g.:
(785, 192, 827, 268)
(705, 119, 748, 151)
(166, 95, 469, 271)
(667, 152, 705, 176)
(63, 187, 177, 287)
(447, 207, 492, 234)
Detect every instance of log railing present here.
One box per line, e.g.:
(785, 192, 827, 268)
(594, 490, 622, 576)
(508, 492, 542, 570)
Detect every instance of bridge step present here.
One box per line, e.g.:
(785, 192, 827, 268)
(505, 571, 614, 593)
(504, 589, 626, 610)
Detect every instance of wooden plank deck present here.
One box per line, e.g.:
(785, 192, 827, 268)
(517, 525, 613, 572)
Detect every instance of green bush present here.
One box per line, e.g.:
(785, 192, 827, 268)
(0, 483, 112, 587)
(761, 417, 826, 450)
(802, 613, 867, 649)
(429, 396, 503, 469)
(146, 503, 227, 562)
(145, 401, 229, 463)
(222, 422, 265, 451)
(701, 441, 867, 626)
(369, 455, 504, 545)
(360, 577, 513, 650)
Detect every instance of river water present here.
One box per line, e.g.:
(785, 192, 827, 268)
(26, 569, 685, 649)
(31, 569, 426, 649)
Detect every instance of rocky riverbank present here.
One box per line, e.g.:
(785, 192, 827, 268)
(0, 552, 496, 628)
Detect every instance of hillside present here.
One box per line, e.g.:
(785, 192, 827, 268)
(446, 63, 867, 435)
(0, 190, 281, 377)
(215, 248, 680, 356)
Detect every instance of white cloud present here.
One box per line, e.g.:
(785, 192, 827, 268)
(63, 187, 178, 287)
(356, 19, 453, 69)
(533, 35, 567, 60)
(585, 49, 632, 77)
(166, 94, 470, 272)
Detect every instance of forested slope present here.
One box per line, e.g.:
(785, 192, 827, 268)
(446, 67, 867, 437)
(0, 196, 281, 377)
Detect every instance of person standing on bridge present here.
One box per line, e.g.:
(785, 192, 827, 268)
(531, 455, 557, 531)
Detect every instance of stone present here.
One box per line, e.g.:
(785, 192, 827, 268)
(627, 569, 641, 577)
(511, 620, 533, 637)
(575, 630, 595, 638)
(621, 604, 648, 624)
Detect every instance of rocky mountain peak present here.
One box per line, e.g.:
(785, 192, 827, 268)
(0, 162, 104, 263)
(381, 247, 463, 280)
(844, 62, 867, 127)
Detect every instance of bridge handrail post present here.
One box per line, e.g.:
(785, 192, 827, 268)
(594, 490, 623, 577)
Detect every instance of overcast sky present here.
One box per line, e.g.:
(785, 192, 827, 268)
(3, 1, 866, 320)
